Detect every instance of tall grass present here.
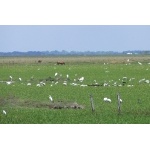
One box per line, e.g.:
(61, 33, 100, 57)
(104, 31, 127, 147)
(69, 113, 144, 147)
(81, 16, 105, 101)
(0, 56, 150, 123)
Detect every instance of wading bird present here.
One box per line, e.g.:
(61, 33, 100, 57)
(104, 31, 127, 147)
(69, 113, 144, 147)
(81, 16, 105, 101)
(66, 74, 69, 79)
(55, 73, 58, 76)
(27, 83, 31, 86)
(119, 99, 122, 103)
(103, 97, 111, 102)
(49, 95, 53, 102)
(78, 77, 84, 82)
(2, 110, 6, 115)
(6, 81, 12, 85)
(138, 62, 142, 65)
(9, 76, 12, 81)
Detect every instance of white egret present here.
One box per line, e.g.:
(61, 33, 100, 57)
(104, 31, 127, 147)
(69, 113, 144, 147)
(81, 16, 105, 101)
(2, 110, 6, 115)
(63, 81, 67, 86)
(70, 83, 79, 86)
(138, 62, 142, 65)
(80, 84, 87, 87)
(120, 99, 122, 103)
(55, 81, 58, 84)
(55, 73, 58, 76)
(40, 81, 46, 86)
(36, 84, 41, 87)
(139, 78, 145, 83)
(9, 76, 12, 81)
(6, 81, 12, 85)
(19, 77, 22, 81)
(27, 83, 31, 86)
(49, 95, 53, 102)
(78, 77, 84, 82)
(103, 97, 111, 102)
(145, 80, 149, 84)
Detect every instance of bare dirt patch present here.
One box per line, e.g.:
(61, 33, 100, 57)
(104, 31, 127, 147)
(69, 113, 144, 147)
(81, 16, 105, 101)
(0, 96, 84, 109)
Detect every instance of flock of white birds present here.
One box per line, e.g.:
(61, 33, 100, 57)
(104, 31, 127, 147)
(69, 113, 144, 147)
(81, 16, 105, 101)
(1, 60, 150, 115)
(1, 71, 149, 88)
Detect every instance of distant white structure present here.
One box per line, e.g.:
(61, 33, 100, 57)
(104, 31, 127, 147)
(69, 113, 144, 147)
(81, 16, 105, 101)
(127, 53, 132, 55)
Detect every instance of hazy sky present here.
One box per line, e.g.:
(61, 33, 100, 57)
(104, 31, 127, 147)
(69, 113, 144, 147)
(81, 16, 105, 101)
(0, 25, 150, 52)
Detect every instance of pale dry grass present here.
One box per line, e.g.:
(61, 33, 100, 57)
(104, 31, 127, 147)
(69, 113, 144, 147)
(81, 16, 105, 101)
(0, 55, 150, 64)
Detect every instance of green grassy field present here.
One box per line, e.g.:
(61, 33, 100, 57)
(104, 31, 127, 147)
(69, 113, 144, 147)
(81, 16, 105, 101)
(0, 56, 150, 124)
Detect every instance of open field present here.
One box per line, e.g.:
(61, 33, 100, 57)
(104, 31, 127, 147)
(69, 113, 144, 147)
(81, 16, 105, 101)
(0, 55, 150, 64)
(0, 56, 150, 124)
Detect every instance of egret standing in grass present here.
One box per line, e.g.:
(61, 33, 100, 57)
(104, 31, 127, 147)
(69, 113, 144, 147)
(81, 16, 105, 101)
(49, 95, 53, 102)
(138, 62, 142, 65)
(9, 76, 12, 81)
(119, 99, 122, 103)
(55, 73, 58, 77)
(19, 77, 22, 81)
(66, 74, 69, 78)
(103, 97, 111, 102)
(2, 110, 6, 115)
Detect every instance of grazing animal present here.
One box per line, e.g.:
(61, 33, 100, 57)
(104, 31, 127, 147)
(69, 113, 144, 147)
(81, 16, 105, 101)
(38, 60, 42, 63)
(57, 61, 65, 65)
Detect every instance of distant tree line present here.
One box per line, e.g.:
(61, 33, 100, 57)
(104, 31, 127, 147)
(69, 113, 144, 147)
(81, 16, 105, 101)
(0, 50, 149, 56)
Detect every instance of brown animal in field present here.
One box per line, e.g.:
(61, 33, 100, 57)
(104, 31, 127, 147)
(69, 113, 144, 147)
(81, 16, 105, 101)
(57, 61, 65, 65)
(38, 60, 42, 63)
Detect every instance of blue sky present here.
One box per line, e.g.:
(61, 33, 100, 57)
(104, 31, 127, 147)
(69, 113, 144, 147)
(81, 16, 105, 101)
(0, 25, 150, 52)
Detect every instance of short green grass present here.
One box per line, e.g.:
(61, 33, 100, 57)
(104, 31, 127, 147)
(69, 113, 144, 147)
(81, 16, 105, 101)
(0, 56, 150, 124)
